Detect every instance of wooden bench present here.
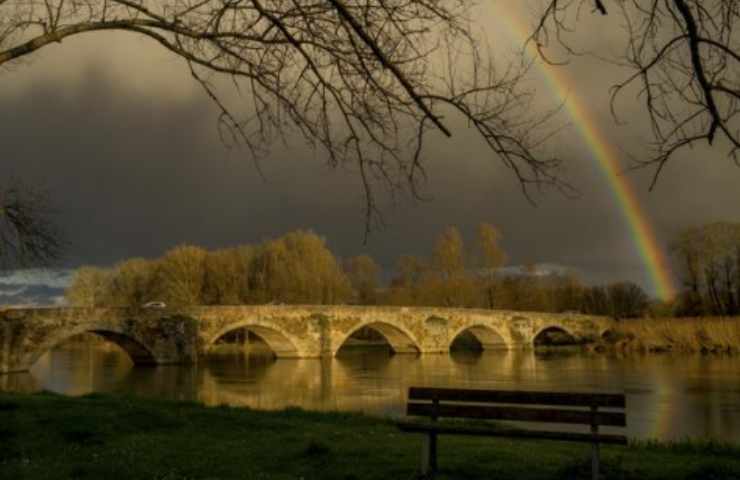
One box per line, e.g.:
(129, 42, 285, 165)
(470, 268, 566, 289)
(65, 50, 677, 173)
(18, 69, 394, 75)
(397, 387, 627, 479)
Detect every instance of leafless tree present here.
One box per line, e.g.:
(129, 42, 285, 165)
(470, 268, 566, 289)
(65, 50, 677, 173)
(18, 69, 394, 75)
(0, 1, 569, 235)
(0, 179, 64, 268)
(672, 222, 740, 315)
(533, 0, 739, 186)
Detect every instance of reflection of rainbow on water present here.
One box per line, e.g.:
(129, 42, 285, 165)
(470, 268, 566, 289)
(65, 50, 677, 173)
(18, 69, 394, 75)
(618, 355, 691, 440)
(17, 342, 740, 440)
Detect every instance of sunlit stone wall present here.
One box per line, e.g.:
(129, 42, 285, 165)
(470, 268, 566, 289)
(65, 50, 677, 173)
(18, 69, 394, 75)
(0, 305, 612, 373)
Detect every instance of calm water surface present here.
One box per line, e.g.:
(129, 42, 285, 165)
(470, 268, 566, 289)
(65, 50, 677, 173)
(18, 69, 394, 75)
(3, 340, 740, 442)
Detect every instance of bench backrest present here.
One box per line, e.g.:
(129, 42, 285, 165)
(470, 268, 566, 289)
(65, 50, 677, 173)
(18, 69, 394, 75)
(407, 387, 626, 428)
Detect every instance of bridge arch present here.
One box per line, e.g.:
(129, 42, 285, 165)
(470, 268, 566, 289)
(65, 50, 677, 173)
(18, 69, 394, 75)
(23, 326, 158, 370)
(205, 322, 301, 358)
(448, 324, 510, 351)
(334, 321, 421, 355)
(532, 324, 578, 347)
(600, 327, 618, 341)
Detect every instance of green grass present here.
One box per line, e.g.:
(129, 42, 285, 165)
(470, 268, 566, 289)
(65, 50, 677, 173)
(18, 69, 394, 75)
(1, 391, 740, 479)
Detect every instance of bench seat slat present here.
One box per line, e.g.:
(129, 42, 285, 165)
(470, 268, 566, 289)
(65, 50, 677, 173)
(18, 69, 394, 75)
(408, 387, 625, 408)
(407, 402, 626, 427)
(396, 422, 628, 445)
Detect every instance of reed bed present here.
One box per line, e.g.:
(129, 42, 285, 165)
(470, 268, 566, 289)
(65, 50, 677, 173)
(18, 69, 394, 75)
(611, 317, 740, 353)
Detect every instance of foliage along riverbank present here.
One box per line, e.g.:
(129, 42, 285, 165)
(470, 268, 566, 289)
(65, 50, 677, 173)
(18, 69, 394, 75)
(596, 317, 740, 354)
(63, 226, 656, 320)
(2, 392, 740, 479)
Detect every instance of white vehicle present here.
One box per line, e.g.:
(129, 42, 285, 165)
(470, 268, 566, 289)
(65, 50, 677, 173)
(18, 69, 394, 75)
(142, 301, 167, 309)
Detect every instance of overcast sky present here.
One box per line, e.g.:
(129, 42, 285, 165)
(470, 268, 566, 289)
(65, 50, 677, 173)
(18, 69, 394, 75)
(2, 3, 738, 297)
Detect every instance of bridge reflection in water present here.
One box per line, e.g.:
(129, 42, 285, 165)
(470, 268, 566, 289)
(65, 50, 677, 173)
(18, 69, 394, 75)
(3, 333, 740, 443)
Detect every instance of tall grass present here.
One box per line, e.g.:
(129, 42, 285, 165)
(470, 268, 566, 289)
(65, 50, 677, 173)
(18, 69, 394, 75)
(611, 317, 740, 353)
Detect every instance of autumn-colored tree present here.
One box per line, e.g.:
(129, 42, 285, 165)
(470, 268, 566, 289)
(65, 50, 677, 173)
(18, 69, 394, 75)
(515, 265, 550, 311)
(250, 231, 351, 304)
(416, 226, 477, 307)
(475, 223, 507, 309)
(235, 245, 258, 303)
(249, 241, 287, 304)
(433, 226, 464, 279)
(494, 276, 528, 311)
(392, 255, 425, 288)
(426, 226, 463, 306)
(61, 225, 663, 315)
(545, 273, 584, 313)
(202, 247, 251, 305)
(489, 270, 584, 313)
(344, 255, 381, 305)
(417, 270, 478, 308)
(106, 258, 157, 306)
(154, 245, 207, 306)
(387, 255, 426, 306)
(65, 266, 111, 307)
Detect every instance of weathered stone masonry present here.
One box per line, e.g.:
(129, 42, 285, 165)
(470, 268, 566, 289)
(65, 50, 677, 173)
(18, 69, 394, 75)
(0, 305, 614, 374)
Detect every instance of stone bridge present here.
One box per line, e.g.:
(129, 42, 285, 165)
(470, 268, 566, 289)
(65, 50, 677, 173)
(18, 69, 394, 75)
(0, 305, 614, 374)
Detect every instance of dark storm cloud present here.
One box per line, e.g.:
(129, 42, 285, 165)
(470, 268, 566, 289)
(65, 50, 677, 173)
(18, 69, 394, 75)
(1, 30, 738, 296)
(2, 66, 366, 262)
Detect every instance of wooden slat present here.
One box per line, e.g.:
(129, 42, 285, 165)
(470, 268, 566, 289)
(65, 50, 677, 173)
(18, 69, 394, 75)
(396, 422, 628, 445)
(408, 387, 625, 408)
(407, 402, 626, 427)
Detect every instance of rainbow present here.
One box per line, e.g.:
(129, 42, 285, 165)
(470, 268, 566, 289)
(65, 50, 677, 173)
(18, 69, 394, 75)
(491, 6, 676, 300)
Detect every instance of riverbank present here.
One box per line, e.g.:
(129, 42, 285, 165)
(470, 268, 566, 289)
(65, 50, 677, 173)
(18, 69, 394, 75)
(2, 392, 739, 479)
(598, 317, 740, 354)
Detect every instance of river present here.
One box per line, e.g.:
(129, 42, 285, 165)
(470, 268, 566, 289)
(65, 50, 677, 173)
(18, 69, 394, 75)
(2, 336, 740, 442)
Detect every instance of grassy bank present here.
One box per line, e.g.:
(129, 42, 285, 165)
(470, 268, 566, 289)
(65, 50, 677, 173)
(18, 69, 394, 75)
(605, 317, 740, 354)
(2, 392, 740, 479)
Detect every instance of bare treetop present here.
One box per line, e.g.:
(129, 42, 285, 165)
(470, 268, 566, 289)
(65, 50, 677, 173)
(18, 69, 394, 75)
(0, 1, 568, 235)
(533, 0, 739, 185)
(0, 180, 63, 268)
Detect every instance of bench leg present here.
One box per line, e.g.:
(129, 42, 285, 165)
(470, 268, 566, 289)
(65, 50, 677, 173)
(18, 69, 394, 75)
(590, 406, 600, 480)
(420, 433, 437, 477)
(591, 442, 600, 480)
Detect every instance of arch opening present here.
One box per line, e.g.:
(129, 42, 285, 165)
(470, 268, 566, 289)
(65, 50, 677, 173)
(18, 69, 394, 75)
(336, 322, 420, 356)
(210, 328, 273, 356)
(208, 324, 300, 358)
(601, 329, 618, 342)
(533, 326, 579, 348)
(337, 326, 392, 354)
(27, 329, 157, 369)
(450, 325, 508, 352)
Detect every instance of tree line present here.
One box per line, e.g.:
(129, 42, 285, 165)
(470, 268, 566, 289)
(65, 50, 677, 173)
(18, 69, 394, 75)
(66, 230, 352, 308)
(379, 224, 649, 319)
(65, 225, 652, 319)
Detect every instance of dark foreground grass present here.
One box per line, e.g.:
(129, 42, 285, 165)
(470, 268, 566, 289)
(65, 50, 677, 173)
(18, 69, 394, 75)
(1, 392, 740, 480)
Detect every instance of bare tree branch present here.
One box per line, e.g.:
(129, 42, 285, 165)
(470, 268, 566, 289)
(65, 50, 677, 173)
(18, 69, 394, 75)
(0, 1, 570, 233)
(533, 0, 739, 184)
(0, 179, 64, 268)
